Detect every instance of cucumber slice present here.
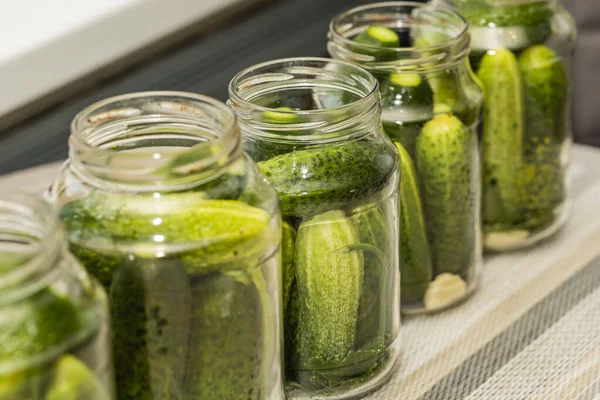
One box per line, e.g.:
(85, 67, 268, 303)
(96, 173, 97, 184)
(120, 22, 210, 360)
(354, 26, 399, 48)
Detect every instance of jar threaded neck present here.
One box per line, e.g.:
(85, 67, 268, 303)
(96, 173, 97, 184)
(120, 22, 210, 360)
(69, 91, 242, 192)
(328, 2, 471, 74)
(0, 194, 61, 303)
(228, 57, 382, 142)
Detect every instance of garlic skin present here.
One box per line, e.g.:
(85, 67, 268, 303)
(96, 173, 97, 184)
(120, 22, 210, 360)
(424, 273, 468, 311)
(485, 230, 531, 251)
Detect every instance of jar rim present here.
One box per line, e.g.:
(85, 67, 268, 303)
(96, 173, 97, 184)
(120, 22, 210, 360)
(328, 1, 471, 73)
(0, 193, 61, 300)
(71, 90, 237, 137)
(228, 57, 379, 114)
(228, 57, 381, 141)
(443, 0, 554, 8)
(69, 91, 242, 191)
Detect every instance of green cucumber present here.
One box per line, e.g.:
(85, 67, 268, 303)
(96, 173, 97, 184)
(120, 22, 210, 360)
(381, 73, 434, 160)
(515, 156, 565, 230)
(416, 114, 475, 277)
(394, 142, 432, 303)
(246, 108, 301, 162)
(258, 141, 396, 217)
(0, 289, 80, 362)
(515, 45, 568, 229)
(519, 45, 569, 148)
(109, 262, 151, 400)
(293, 210, 364, 370)
(284, 282, 300, 378)
(141, 260, 191, 398)
(350, 204, 390, 350)
(354, 26, 399, 48)
(64, 195, 272, 273)
(282, 219, 296, 308)
(0, 289, 80, 399)
(183, 272, 267, 399)
(477, 48, 525, 227)
(352, 26, 399, 62)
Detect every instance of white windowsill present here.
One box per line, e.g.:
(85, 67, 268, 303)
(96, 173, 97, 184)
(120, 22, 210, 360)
(0, 0, 246, 119)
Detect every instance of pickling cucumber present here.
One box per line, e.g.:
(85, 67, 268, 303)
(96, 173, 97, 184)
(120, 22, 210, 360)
(184, 272, 266, 399)
(477, 48, 525, 227)
(282, 219, 296, 308)
(350, 204, 390, 350)
(394, 141, 432, 303)
(519, 45, 569, 148)
(109, 262, 152, 400)
(416, 114, 475, 277)
(516, 45, 568, 229)
(381, 73, 434, 160)
(293, 210, 364, 368)
(258, 141, 396, 217)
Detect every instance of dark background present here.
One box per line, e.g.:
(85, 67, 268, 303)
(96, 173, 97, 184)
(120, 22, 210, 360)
(0, 0, 595, 175)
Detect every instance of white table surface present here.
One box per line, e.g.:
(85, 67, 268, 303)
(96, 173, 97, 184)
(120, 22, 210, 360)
(1, 144, 599, 399)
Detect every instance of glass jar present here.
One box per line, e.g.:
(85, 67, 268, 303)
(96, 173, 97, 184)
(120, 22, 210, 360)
(0, 193, 114, 399)
(438, 0, 576, 251)
(329, 2, 483, 314)
(50, 92, 284, 400)
(228, 58, 401, 399)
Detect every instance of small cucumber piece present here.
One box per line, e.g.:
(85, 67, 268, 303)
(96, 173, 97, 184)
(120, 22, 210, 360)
(477, 48, 525, 226)
(352, 26, 399, 62)
(258, 141, 396, 217)
(263, 106, 297, 124)
(354, 26, 399, 48)
(381, 73, 434, 160)
(293, 210, 364, 369)
(282, 219, 297, 308)
(394, 142, 432, 303)
(350, 204, 390, 350)
(416, 114, 475, 277)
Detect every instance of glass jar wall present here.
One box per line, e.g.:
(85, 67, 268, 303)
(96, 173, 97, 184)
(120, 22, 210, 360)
(329, 2, 483, 314)
(438, 0, 576, 251)
(229, 58, 401, 399)
(0, 193, 114, 399)
(50, 92, 284, 400)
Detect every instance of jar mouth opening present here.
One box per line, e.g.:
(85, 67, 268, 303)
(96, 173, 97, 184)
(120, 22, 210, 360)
(228, 57, 380, 139)
(0, 194, 60, 295)
(70, 92, 242, 189)
(328, 2, 470, 72)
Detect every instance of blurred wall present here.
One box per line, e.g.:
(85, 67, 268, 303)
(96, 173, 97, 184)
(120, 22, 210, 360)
(562, 0, 600, 146)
